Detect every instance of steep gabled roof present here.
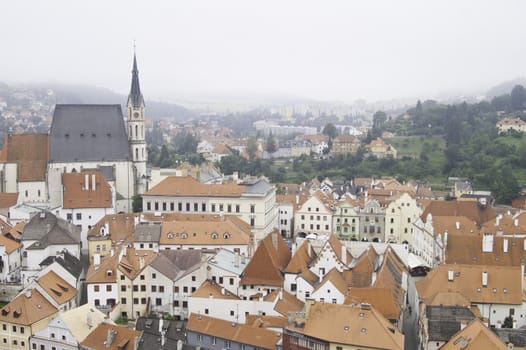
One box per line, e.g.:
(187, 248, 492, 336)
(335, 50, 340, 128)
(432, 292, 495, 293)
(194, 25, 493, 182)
(80, 323, 141, 350)
(440, 318, 507, 350)
(0, 289, 57, 326)
(22, 211, 80, 247)
(0, 193, 18, 208)
(285, 240, 316, 274)
(128, 53, 144, 109)
(421, 200, 497, 226)
(192, 280, 240, 300)
(0, 134, 49, 181)
(37, 270, 77, 305)
(313, 268, 348, 295)
(265, 289, 304, 317)
(49, 104, 130, 163)
(345, 288, 401, 321)
(240, 231, 291, 286)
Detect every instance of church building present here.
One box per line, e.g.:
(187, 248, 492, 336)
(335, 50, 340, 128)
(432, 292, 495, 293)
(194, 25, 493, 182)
(47, 54, 148, 212)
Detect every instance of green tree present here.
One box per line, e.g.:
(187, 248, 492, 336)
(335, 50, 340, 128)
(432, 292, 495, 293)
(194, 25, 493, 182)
(373, 111, 387, 129)
(492, 163, 520, 204)
(322, 123, 338, 139)
(246, 137, 258, 160)
(132, 195, 143, 212)
(511, 85, 526, 111)
(266, 133, 277, 153)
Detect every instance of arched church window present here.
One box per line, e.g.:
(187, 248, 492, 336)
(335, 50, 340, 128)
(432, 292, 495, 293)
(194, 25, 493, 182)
(135, 148, 138, 160)
(135, 125, 138, 138)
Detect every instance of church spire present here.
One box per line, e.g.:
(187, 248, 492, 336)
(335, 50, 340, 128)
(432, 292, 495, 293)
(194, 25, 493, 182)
(129, 52, 144, 108)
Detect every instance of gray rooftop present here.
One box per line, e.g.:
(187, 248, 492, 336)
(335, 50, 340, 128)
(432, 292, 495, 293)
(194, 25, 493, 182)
(426, 306, 476, 341)
(23, 211, 80, 247)
(49, 104, 130, 163)
(150, 250, 203, 281)
(207, 248, 247, 276)
(241, 178, 274, 195)
(134, 222, 161, 243)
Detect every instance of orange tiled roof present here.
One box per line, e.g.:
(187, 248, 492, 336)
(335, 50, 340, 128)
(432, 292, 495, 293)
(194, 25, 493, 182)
(192, 280, 240, 300)
(37, 270, 77, 305)
(87, 213, 138, 242)
(0, 193, 18, 208)
(80, 323, 141, 350)
(145, 176, 245, 197)
(0, 234, 21, 254)
(62, 171, 112, 209)
(265, 289, 304, 317)
(440, 318, 507, 350)
(241, 231, 291, 286)
(421, 200, 497, 226)
(345, 288, 401, 321)
(0, 134, 49, 181)
(0, 289, 57, 326)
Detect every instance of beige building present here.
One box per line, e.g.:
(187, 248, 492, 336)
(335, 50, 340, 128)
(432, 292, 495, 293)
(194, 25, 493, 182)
(368, 138, 397, 159)
(331, 134, 361, 156)
(497, 117, 526, 133)
(384, 192, 421, 244)
(294, 191, 334, 237)
(142, 176, 277, 241)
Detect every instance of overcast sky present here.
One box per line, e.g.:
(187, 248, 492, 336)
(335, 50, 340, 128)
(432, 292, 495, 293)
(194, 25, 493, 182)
(1, 1, 526, 103)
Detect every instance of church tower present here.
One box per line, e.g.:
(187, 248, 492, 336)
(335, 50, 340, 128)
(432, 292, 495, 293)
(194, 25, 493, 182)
(127, 53, 147, 194)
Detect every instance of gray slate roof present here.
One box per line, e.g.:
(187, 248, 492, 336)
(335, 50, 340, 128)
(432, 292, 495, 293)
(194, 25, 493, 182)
(23, 211, 80, 248)
(134, 222, 161, 243)
(136, 317, 194, 350)
(241, 178, 274, 195)
(49, 104, 130, 162)
(426, 306, 476, 341)
(39, 250, 83, 279)
(150, 250, 202, 281)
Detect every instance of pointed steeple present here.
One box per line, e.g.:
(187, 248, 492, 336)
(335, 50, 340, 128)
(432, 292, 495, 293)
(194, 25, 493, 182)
(129, 53, 144, 108)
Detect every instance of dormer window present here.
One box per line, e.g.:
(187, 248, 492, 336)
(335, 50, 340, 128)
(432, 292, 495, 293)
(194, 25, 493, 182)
(167, 232, 174, 239)
(223, 233, 230, 239)
(211, 233, 218, 239)
(107, 270, 113, 276)
(181, 233, 187, 239)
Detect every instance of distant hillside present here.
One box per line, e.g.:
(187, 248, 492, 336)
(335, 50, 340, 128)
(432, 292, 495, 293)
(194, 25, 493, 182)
(485, 77, 526, 98)
(47, 83, 196, 122)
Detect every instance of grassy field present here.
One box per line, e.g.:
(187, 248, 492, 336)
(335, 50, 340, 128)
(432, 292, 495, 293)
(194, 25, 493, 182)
(385, 135, 446, 157)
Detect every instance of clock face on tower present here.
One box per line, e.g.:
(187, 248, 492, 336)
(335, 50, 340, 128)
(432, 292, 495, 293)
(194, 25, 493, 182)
(133, 112, 139, 118)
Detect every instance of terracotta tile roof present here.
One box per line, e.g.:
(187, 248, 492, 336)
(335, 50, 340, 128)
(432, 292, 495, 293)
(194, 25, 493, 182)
(80, 322, 142, 350)
(37, 270, 77, 305)
(0, 289, 57, 326)
(240, 231, 291, 286)
(432, 216, 480, 236)
(440, 318, 507, 350)
(373, 247, 406, 313)
(290, 302, 403, 349)
(327, 234, 353, 264)
(313, 268, 348, 295)
(187, 313, 281, 350)
(62, 171, 112, 209)
(312, 190, 334, 209)
(349, 246, 377, 287)
(286, 241, 315, 274)
(192, 280, 240, 300)
(333, 134, 360, 143)
(265, 289, 304, 316)
(345, 288, 401, 321)
(0, 233, 21, 254)
(481, 212, 526, 235)
(245, 315, 287, 329)
(145, 176, 246, 197)
(159, 216, 250, 246)
(427, 292, 471, 307)
(4, 221, 24, 241)
(0, 193, 18, 208)
(0, 134, 49, 181)
(86, 251, 119, 284)
(498, 117, 526, 126)
(421, 200, 497, 226)
(118, 247, 156, 280)
(416, 264, 523, 305)
(87, 213, 138, 243)
(445, 233, 526, 266)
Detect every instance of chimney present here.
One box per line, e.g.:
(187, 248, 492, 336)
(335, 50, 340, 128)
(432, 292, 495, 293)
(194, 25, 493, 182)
(234, 252, 240, 267)
(278, 289, 283, 300)
(271, 231, 278, 250)
(448, 270, 454, 282)
(504, 239, 509, 253)
(139, 256, 144, 269)
(482, 234, 494, 253)
(515, 218, 519, 227)
(455, 221, 460, 230)
(25, 289, 32, 298)
(482, 271, 488, 287)
(341, 245, 347, 265)
(296, 195, 299, 205)
(92, 174, 96, 191)
(94, 253, 101, 266)
(85, 174, 89, 191)
(241, 253, 246, 265)
(496, 214, 502, 226)
(159, 316, 163, 333)
(521, 264, 524, 292)
(460, 319, 469, 330)
(86, 309, 93, 329)
(106, 329, 116, 347)
(110, 249, 114, 257)
(221, 288, 225, 295)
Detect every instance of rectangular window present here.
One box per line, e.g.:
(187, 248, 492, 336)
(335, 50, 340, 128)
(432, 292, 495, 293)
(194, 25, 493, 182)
(106, 285, 112, 292)
(202, 203, 206, 211)
(186, 203, 190, 211)
(147, 202, 151, 211)
(174, 300, 179, 307)
(182, 301, 188, 308)
(151, 286, 157, 292)
(170, 202, 175, 211)
(159, 286, 165, 293)
(67, 213, 72, 221)
(133, 285, 138, 292)
(154, 202, 159, 211)
(140, 285, 146, 292)
(211, 204, 216, 212)
(219, 204, 224, 212)
(121, 297, 126, 304)
(178, 203, 182, 211)
(162, 202, 167, 211)
(94, 285, 100, 292)
(133, 298, 139, 304)
(227, 204, 232, 213)
(236, 204, 240, 213)
(141, 298, 146, 304)
(250, 217, 255, 227)
(156, 298, 162, 306)
(250, 205, 255, 213)
(194, 203, 198, 212)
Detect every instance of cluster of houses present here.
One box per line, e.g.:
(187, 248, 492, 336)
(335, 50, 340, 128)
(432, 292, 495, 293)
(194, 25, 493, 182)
(1, 56, 526, 349)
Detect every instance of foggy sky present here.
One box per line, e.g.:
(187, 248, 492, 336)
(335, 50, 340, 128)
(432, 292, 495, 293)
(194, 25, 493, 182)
(1, 0, 526, 103)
